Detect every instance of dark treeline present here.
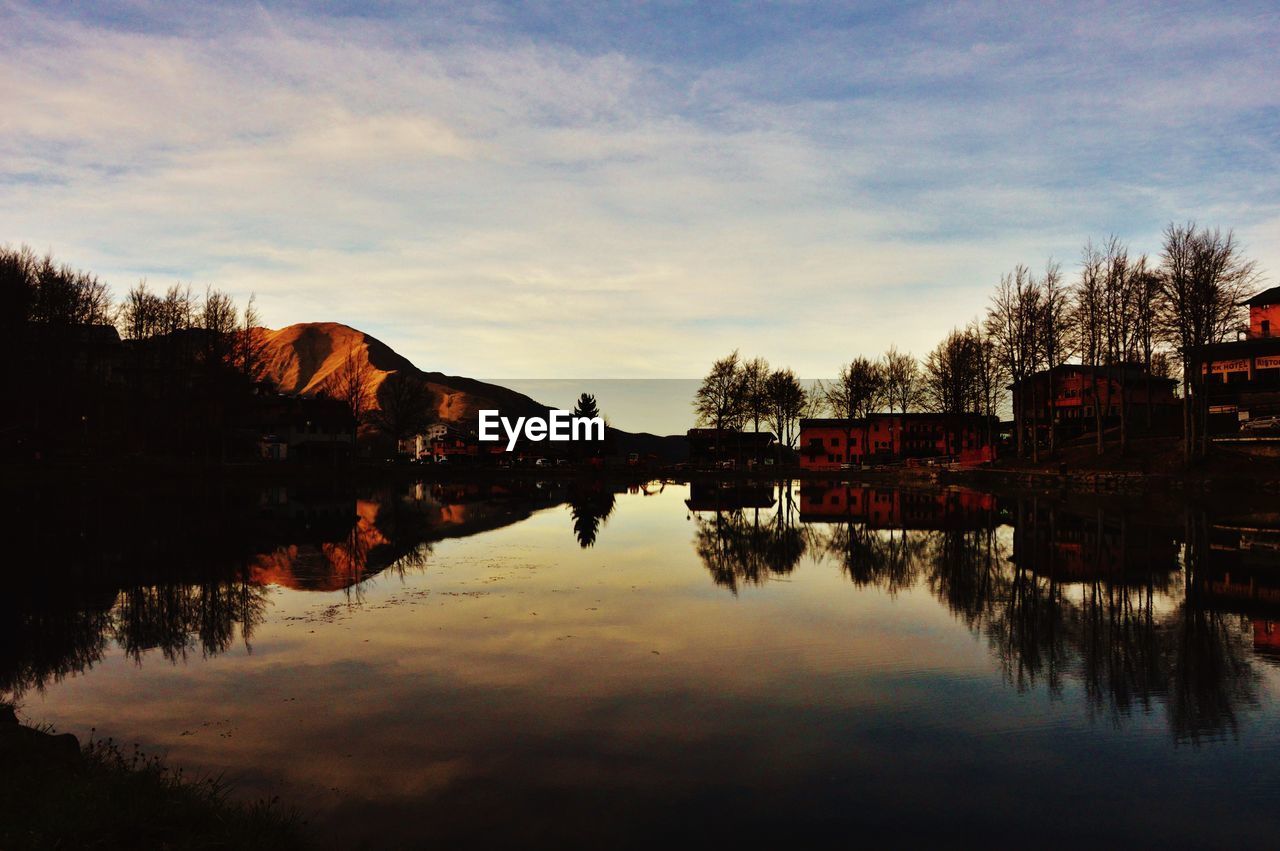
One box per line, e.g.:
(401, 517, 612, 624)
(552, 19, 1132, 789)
(691, 485, 1270, 742)
(1, 244, 277, 460)
(0, 244, 444, 461)
(695, 222, 1263, 463)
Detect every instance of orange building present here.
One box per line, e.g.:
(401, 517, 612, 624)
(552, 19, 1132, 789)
(798, 413, 996, 471)
(1248, 286, 1280, 340)
(1191, 286, 1280, 429)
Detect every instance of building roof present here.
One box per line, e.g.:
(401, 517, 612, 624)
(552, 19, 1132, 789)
(1245, 286, 1280, 307)
(1194, 335, 1280, 358)
(800, 412, 996, 428)
(686, 428, 775, 443)
(1008, 363, 1177, 389)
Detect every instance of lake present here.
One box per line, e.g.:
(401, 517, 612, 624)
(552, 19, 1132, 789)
(6, 477, 1280, 847)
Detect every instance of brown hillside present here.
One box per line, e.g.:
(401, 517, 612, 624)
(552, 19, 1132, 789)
(255, 322, 549, 424)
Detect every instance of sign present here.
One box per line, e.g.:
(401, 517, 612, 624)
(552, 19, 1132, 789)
(1256, 355, 1280, 370)
(1204, 358, 1250, 374)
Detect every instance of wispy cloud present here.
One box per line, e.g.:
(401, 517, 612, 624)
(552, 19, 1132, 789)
(1, 1, 1277, 377)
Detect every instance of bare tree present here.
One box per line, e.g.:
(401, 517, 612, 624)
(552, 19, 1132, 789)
(0, 244, 39, 325)
(764, 368, 807, 456)
(1074, 241, 1108, 453)
(371, 371, 435, 449)
(987, 265, 1042, 460)
(328, 347, 375, 446)
(882, 346, 923, 414)
(969, 321, 1006, 449)
(117, 281, 163, 340)
(1159, 223, 1261, 460)
(235, 294, 272, 387)
(740, 356, 771, 433)
(824, 357, 883, 465)
(923, 328, 982, 457)
(1133, 266, 1163, 429)
(1039, 261, 1073, 455)
(694, 351, 746, 457)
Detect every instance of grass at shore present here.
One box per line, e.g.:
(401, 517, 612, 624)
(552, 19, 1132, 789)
(1, 710, 304, 850)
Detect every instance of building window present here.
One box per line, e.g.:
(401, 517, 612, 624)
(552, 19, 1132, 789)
(1264, 320, 1271, 337)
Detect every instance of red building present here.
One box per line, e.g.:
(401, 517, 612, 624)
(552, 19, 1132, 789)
(798, 413, 996, 471)
(1191, 286, 1280, 429)
(798, 484, 997, 528)
(1009, 363, 1179, 446)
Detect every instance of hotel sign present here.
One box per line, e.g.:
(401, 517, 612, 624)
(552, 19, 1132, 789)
(1204, 358, 1250, 374)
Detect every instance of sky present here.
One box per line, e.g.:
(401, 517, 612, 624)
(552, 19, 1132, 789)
(2, 0, 1278, 380)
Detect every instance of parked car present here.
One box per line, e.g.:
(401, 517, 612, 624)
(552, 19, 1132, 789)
(1241, 416, 1280, 433)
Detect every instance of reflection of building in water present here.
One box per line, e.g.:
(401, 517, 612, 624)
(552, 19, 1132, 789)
(798, 413, 997, 471)
(1198, 522, 1280, 659)
(798, 483, 996, 530)
(684, 481, 775, 513)
(1010, 500, 1180, 582)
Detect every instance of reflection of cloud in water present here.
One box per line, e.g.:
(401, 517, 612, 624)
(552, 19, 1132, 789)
(7, 480, 1280, 846)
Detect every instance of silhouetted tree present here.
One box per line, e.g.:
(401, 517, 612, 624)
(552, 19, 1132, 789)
(987, 265, 1042, 459)
(1158, 223, 1260, 459)
(882, 345, 923, 414)
(764, 368, 806, 456)
(694, 351, 746, 459)
(741, 356, 770, 433)
(371, 371, 434, 449)
(823, 357, 883, 465)
(327, 348, 375, 446)
(573, 392, 600, 420)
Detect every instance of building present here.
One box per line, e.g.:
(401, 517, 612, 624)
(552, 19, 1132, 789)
(798, 413, 996, 471)
(399, 422, 454, 459)
(1190, 287, 1280, 431)
(686, 428, 776, 467)
(1008, 364, 1180, 446)
(798, 484, 998, 528)
(253, 396, 355, 462)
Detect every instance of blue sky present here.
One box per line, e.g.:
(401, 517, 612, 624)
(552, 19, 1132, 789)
(2, 1, 1277, 378)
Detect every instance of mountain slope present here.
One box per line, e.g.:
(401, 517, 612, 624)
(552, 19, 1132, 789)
(257, 322, 549, 423)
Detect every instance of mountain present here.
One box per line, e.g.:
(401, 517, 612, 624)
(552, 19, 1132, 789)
(255, 322, 688, 460)
(257, 322, 550, 423)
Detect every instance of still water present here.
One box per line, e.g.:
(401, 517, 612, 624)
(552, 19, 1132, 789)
(7, 478, 1280, 847)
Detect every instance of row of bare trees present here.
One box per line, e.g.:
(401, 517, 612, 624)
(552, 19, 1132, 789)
(983, 223, 1260, 461)
(694, 221, 1263, 465)
(693, 353, 813, 455)
(694, 338, 1003, 459)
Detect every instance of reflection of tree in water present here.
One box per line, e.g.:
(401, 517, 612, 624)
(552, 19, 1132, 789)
(0, 480, 474, 699)
(693, 486, 806, 594)
(783, 488, 1266, 742)
(113, 581, 271, 663)
(568, 489, 616, 548)
(823, 523, 929, 595)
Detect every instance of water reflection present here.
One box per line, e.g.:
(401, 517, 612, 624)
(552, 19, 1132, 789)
(689, 481, 1274, 742)
(688, 481, 806, 592)
(0, 479, 575, 698)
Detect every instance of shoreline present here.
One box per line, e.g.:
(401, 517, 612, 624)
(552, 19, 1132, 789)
(7, 455, 1280, 496)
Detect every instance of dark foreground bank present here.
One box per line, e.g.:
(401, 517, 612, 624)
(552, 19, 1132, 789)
(0, 705, 302, 850)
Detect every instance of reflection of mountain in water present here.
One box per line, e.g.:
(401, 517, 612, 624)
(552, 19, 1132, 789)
(0, 479, 571, 698)
(691, 483, 1276, 742)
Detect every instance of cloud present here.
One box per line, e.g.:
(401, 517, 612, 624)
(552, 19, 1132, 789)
(0, 1, 1277, 378)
